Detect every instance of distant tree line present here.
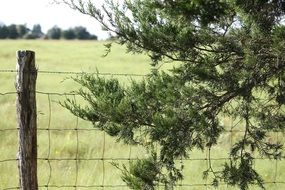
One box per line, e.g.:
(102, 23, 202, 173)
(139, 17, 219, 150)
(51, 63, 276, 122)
(0, 24, 97, 40)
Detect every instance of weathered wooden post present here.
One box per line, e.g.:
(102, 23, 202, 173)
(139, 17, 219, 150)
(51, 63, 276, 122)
(16, 50, 38, 190)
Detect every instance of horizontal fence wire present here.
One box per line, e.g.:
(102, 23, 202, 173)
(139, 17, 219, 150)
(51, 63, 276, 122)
(0, 127, 263, 133)
(1, 156, 285, 162)
(0, 69, 147, 77)
(3, 182, 285, 190)
(1, 69, 285, 189)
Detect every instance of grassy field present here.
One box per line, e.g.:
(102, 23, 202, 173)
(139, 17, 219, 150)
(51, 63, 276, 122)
(0, 40, 284, 190)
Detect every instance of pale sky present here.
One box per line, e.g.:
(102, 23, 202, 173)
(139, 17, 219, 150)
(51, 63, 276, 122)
(0, 0, 109, 39)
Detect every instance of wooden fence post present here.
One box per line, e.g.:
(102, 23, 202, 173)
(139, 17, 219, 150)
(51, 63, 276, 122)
(16, 50, 38, 190)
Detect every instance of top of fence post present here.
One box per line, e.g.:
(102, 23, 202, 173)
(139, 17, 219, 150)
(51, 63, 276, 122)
(16, 50, 36, 92)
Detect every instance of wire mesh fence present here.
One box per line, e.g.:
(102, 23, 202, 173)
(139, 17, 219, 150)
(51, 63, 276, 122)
(0, 69, 285, 190)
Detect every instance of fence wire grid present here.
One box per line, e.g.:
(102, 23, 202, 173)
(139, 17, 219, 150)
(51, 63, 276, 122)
(0, 69, 285, 190)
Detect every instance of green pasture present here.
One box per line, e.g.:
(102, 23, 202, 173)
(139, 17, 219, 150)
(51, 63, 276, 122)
(0, 40, 284, 190)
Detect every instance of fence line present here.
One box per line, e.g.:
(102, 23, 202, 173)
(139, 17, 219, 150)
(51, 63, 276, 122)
(0, 68, 284, 189)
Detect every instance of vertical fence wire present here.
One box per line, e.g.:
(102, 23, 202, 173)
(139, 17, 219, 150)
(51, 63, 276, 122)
(128, 144, 132, 167)
(73, 95, 79, 189)
(102, 131, 106, 189)
(46, 94, 52, 189)
(179, 156, 183, 190)
(274, 132, 279, 184)
(205, 149, 208, 190)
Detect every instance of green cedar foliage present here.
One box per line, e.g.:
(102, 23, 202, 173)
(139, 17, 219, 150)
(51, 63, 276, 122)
(62, 0, 285, 189)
